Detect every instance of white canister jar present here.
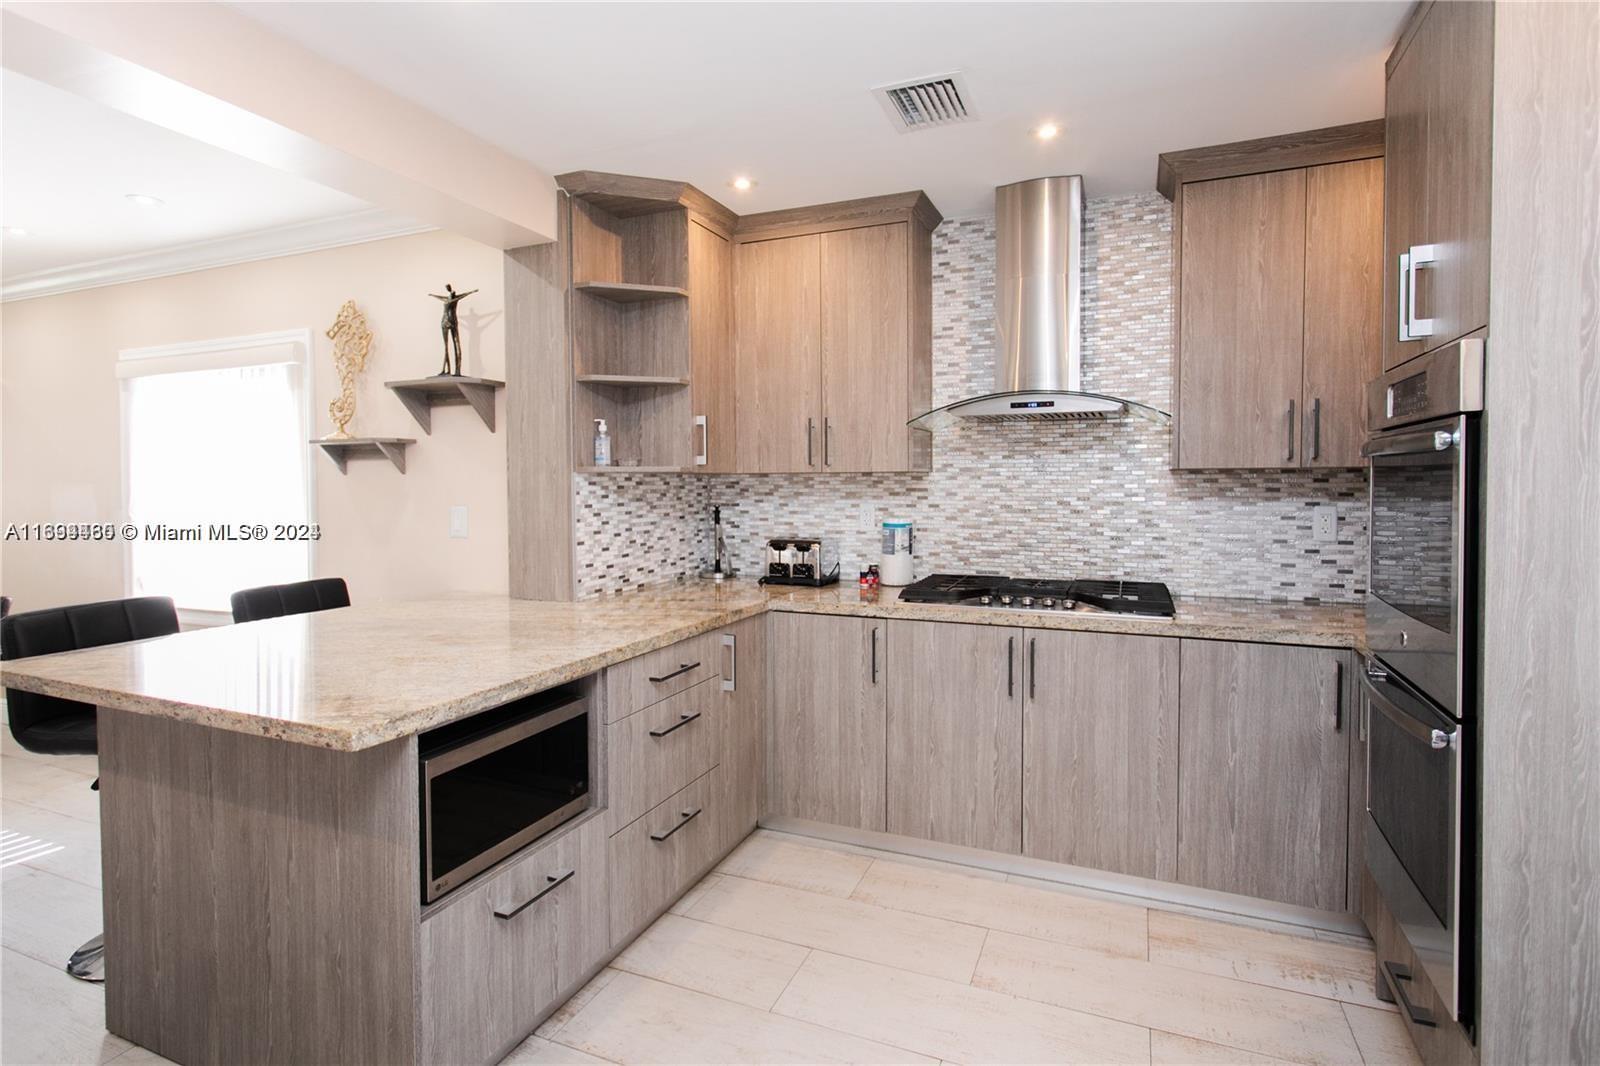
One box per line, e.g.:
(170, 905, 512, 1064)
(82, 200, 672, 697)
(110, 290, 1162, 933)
(879, 519, 914, 586)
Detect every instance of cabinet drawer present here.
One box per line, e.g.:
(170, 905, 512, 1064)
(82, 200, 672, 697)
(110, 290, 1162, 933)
(608, 676, 719, 832)
(609, 769, 720, 944)
(421, 816, 609, 1065)
(606, 630, 721, 722)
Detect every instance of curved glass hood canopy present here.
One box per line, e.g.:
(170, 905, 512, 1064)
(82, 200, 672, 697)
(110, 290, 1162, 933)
(909, 175, 1169, 431)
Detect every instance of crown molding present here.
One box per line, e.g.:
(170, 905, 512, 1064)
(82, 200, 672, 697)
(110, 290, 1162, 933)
(1, 210, 435, 302)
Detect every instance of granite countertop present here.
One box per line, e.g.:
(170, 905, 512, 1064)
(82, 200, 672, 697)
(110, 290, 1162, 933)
(0, 579, 1363, 752)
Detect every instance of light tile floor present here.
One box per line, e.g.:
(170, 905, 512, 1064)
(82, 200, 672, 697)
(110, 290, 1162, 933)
(1, 740, 1420, 1066)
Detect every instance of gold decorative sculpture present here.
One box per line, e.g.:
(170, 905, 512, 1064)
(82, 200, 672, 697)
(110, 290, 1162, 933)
(323, 300, 373, 440)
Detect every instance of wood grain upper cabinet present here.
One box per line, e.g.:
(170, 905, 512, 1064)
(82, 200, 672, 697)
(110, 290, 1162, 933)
(1022, 631, 1179, 882)
(764, 612, 886, 830)
(886, 620, 1023, 854)
(689, 219, 736, 471)
(1304, 158, 1384, 467)
(735, 233, 821, 472)
(821, 223, 911, 472)
(1383, 0, 1493, 371)
(1174, 157, 1382, 469)
(1176, 640, 1349, 911)
(1177, 169, 1308, 468)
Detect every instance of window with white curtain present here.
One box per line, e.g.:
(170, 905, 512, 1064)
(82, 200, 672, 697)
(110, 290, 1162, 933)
(119, 332, 314, 614)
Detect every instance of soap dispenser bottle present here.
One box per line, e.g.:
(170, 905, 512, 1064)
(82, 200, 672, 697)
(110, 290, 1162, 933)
(592, 419, 611, 467)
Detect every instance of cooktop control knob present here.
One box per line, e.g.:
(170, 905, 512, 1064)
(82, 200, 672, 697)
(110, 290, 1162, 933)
(1020, 596, 1035, 608)
(978, 595, 992, 606)
(999, 594, 1013, 606)
(1041, 597, 1056, 609)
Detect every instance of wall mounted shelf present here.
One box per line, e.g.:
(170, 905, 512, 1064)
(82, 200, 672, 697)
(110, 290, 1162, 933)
(574, 374, 691, 388)
(572, 281, 688, 303)
(312, 437, 414, 474)
(385, 375, 504, 434)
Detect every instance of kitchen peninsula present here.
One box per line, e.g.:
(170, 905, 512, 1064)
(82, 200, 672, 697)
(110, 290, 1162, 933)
(1, 582, 1367, 1065)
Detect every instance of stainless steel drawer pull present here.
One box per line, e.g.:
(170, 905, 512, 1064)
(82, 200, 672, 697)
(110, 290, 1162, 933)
(493, 868, 575, 920)
(824, 418, 833, 467)
(647, 661, 701, 683)
(648, 711, 703, 738)
(806, 417, 815, 466)
(1285, 400, 1296, 462)
(650, 806, 703, 843)
(1382, 961, 1437, 1028)
(694, 415, 709, 467)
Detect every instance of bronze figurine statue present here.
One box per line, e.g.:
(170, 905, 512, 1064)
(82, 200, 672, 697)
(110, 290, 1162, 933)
(429, 283, 478, 376)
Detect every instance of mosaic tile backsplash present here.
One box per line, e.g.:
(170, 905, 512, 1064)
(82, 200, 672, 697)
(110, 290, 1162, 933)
(572, 192, 1370, 602)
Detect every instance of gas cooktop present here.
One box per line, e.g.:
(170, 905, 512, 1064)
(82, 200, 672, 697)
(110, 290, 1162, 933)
(897, 573, 1176, 618)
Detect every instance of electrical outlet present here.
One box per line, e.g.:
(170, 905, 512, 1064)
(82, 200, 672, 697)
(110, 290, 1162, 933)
(857, 502, 875, 528)
(449, 505, 468, 539)
(1313, 504, 1337, 543)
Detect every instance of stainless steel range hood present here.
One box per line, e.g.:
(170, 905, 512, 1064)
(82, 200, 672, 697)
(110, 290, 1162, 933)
(909, 175, 1169, 430)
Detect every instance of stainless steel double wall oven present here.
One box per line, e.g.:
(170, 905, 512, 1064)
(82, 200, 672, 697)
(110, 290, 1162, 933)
(1360, 333, 1483, 1033)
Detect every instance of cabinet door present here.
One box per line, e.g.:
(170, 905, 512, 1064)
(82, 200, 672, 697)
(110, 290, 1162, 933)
(689, 219, 737, 471)
(887, 620, 1023, 853)
(1303, 159, 1384, 467)
(734, 234, 821, 472)
(1177, 170, 1308, 468)
(764, 613, 886, 830)
(1383, 23, 1431, 371)
(1177, 640, 1348, 910)
(716, 614, 766, 854)
(1022, 631, 1179, 881)
(820, 223, 910, 472)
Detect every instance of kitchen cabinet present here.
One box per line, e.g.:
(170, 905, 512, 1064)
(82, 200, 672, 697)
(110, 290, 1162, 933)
(1383, 0, 1493, 371)
(716, 614, 765, 854)
(609, 769, 722, 944)
(764, 612, 886, 830)
(1176, 639, 1348, 910)
(1164, 122, 1384, 470)
(886, 619, 1022, 854)
(734, 195, 937, 474)
(734, 233, 822, 472)
(689, 218, 737, 470)
(1022, 631, 1179, 881)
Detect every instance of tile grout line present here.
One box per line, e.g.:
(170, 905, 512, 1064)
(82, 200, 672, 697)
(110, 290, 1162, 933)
(766, 947, 813, 1012)
(968, 928, 989, 985)
(1338, 1001, 1372, 1065)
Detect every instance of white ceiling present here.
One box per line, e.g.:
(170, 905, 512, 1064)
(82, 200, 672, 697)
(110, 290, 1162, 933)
(0, 70, 402, 283)
(236, 1, 1409, 219)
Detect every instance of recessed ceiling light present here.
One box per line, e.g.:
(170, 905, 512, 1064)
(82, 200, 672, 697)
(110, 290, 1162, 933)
(729, 176, 755, 192)
(3, 226, 26, 237)
(125, 193, 166, 208)
(1034, 123, 1061, 141)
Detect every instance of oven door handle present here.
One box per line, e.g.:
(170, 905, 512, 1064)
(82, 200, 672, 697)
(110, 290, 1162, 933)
(1361, 670, 1457, 749)
(1361, 425, 1460, 459)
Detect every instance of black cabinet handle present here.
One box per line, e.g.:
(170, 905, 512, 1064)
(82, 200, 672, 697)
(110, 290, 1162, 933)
(1382, 961, 1436, 1027)
(650, 806, 703, 843)
(649, 711, 702, 738)
(1311, 397, 1322, 460)
(1029, 638, 1036, 701)
(493, 868, 575, 920)
(870, 627, 879, 684)
(648, 661, 701, 683)
(1286, 399, 1296, 463)
(1007, 636, 1015, 698)
(1334, 659, 1344, 732)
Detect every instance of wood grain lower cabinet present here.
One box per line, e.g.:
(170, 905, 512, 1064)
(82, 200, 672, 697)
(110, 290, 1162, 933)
(609, 768, 722, 944)
(765, 612, 886, 830)
(886, 620, 1023, 854)
(1176, 640, 1349, 910)
(717, 614, 765, 853)
(1022, 631, 1179, 881)
(420, 815, 609, 1066)
(607, 676, 719, 833)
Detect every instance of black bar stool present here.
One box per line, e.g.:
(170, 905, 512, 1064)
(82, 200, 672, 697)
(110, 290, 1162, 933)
(229, 577, 349, 624)
(2, 595, 180, 982)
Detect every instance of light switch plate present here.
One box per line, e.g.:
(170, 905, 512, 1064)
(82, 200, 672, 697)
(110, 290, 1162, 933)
(1313, 504, 1337, 543)
(449, 505, 468, 539)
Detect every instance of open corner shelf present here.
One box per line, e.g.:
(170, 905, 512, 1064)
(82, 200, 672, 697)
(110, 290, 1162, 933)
(572, 281, 688, 304)
(575, 374, 691, 389)
(384, 375, 504, 434)
(312, 437, 415, 475)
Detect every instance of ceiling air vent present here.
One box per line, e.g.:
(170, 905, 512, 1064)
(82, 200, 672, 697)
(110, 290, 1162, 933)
(874, 72, 975, 132)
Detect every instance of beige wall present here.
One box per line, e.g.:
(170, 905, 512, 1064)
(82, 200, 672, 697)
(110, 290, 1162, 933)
(0, 229, 509, 611)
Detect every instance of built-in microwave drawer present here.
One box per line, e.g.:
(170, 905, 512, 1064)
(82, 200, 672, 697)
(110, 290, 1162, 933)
(607, 676, 719, 833)
(608, 768, 721, 944)
(606, 630, 722, 722)
(420, 814, 609, 1065)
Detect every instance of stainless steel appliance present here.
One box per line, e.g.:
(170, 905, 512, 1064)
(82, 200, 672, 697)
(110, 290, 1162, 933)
(909, 176, 1169, 429)
(419, 689, 590, 902)
(898, 573, 1176, 618)
(1360, 332, 1483, 1030)
(762, 537, 839, 586)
